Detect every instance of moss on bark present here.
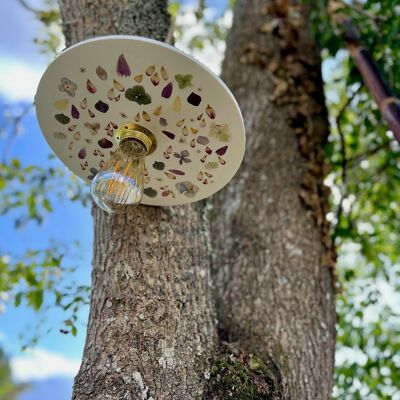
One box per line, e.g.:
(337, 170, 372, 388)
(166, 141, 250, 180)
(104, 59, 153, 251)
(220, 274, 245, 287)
(204, 344, 283, 400)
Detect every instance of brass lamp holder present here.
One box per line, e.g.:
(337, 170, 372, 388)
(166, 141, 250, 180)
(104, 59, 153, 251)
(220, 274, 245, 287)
(115, 123, 157, 156)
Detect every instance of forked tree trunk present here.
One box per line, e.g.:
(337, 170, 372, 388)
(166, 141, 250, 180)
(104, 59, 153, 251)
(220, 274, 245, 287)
(58, 1, 216, 399)
(210, 0, 336, 398)
(59, 0, 337, 399)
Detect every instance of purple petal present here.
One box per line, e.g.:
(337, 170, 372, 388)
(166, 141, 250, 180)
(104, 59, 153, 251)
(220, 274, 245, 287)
(78, 148, 86, 159)
(71, 105, 80, 119)
(216, 146, 228, 156)
(95, 100, 109, 113)
(98, 138, 113, 148)
(162, 130, 175, 140)
(187, 92, 201, 106)
(161, 82, 173, 99)
(169, 169, 185, 176)
(117, 54, 131, 77)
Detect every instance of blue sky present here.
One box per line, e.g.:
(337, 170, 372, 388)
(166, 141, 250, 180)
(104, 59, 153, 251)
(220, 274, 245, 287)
(0, 0, 93, 391)
(0, 0, 229, 398)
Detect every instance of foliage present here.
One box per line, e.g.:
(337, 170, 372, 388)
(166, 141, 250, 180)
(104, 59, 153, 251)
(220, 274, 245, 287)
(310, 0, 400, 398)
(0, 348, 28, 400)
(0, 0, 399, 398)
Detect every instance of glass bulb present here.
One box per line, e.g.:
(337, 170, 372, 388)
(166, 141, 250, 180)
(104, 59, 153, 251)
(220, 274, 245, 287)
(91, 138, 147, 213)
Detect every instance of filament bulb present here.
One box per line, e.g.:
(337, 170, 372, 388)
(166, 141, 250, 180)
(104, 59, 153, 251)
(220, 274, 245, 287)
(90, 126, 155, 213)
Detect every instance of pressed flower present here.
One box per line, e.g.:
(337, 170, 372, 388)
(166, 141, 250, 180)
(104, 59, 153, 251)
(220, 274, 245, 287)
(175, 181, 199, 198)
(174, 150, 191, 165)
(58, 77, 77, 97)
(125, 85, 152, 105)
(174, 74, 193, 89)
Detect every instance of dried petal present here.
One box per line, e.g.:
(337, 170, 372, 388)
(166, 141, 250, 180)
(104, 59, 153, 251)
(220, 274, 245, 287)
(134, 74, 143, 83)
(146, 65, 155, 76)
(153, 161, 165, 171)
(161, 82, 173, 99)
(86, 79, 96, 93)
(98, 138, 113, 148)
(176, 119, 185, 127)
(190, 138, 196, 148)
(96, 65, 108, 80)
(113, 79, 125, 92)
(205, 161, 218, 170)
(142, 111, 151, 122)
(88, 109, 95, 118)
(107, 88, 115, 100)
(135, 113, 141, 122)
(182, 126, 189, 136)
(144, 187, 157, 198)
(55, 113, 70, 124)
(53, 131, 66, 140)
(197, 172, 204, 181)
(95, 100, 109, 113)
(197, 136, 209, 145)
(205, 146, 212, 155)
(206, 104, 216, 119)
(78, 148, 86, 159)
(161, 66, 168, 80)
(191, 128, 199, 134)
(162, 130, 175, 140)
(169, 169, 185, 176)
(164, 171, 176, 180)
(151, 73, 160, 86)
(216, 145, 228, 156)
(117, 54, 131, 77)
(173, 96, 182, 112)
(153, 105, 162, 115)
(80, 98, 87, 109)
(187, 92, 201, 106)
(73, 131, 81, 141)
(218, 156, 226, 165)
(71, 105, 80, 119)
(159, 117, 168, 126)
(54, 99, 69, 110)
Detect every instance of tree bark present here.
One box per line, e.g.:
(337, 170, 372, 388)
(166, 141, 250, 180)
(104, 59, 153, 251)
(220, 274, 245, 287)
(210, 1, 337, 399)
(58, 1, 216, 399)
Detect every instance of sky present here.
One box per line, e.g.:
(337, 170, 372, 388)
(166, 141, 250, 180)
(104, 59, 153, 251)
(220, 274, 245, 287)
(0, 0, 229, 398)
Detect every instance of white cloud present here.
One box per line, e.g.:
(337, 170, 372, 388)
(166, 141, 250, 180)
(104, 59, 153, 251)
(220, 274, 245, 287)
(0, 57, 44, 102)
(11, 348, 81, 381)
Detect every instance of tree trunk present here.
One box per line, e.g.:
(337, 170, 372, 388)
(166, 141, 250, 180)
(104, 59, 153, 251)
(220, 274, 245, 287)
(210, 1, 337, 399)
(59, 0, 337, 398)
(58, 1, 216, 399)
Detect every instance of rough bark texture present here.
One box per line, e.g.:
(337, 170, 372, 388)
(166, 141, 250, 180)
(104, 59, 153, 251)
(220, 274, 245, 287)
(210, 1, 337, 399)
(58, 1, 216, 399)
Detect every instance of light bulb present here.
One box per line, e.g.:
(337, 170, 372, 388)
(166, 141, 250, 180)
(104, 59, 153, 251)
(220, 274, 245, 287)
(90, 123, 157, 213)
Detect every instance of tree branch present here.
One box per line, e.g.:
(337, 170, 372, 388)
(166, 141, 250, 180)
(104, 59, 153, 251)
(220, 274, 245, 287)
(343, 23, 400, 143)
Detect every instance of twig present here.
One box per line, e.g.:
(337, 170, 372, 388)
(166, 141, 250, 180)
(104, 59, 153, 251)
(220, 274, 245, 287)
(347, 140, 392, 167)
(16, 0, 40, 14)
(1, 103, 33, 163)
(334, 87, 361, 233)
(343, 22, 400, 143)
